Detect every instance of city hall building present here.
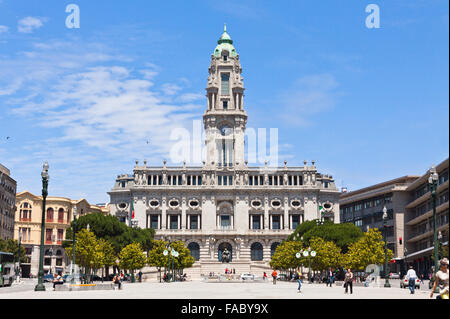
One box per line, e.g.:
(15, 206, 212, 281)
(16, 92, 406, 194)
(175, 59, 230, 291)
(108, 27, 340, 276)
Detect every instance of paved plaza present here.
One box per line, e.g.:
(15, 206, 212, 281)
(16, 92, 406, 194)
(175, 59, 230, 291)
(0, 279, 434, 299)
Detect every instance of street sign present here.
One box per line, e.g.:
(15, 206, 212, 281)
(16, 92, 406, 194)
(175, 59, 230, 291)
(311, 251, 316, 257)
(303, 250, 308, 257)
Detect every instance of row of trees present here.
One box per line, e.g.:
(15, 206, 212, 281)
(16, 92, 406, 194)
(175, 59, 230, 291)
(271, 224, 393, 272)
(62, 213, 196, 281)
(64, 230, 195, 281)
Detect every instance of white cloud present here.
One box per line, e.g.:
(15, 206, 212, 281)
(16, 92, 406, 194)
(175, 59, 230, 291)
(0, 38, 206, 203)
(0, 25, 8, 33)
(18, 16, 46, 33)
(278, 74, 339, 126)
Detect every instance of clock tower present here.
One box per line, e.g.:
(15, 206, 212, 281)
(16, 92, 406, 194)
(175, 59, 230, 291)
(203, 25, 247, 169)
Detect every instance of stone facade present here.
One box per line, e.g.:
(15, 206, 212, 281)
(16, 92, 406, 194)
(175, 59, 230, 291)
(14, 191, 110, 277)
(0, 164, 16, 240)
(108, 27, 340, 276)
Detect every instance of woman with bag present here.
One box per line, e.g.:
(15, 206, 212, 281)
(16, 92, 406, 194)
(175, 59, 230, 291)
(344, 268, 353, 294)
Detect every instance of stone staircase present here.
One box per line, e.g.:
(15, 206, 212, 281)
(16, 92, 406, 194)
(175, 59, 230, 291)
(142, 261, 273, 282)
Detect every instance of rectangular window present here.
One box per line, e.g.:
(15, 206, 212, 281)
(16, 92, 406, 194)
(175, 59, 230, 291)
(221, 73, 230, 95)
(57, 229, 63, 243)
(218, 175, 223, 185)
(220, 215, 230, 227)
(223, 101, 228, 109)
(170, 215, 178, 230)
(45, 229, 53, 243)
(151, 215, 159, 229)
(190, 215, 198, 230)
(292, 215, 300, 229)
(252, 215, 261, 229)
(272, 215, 280, 230)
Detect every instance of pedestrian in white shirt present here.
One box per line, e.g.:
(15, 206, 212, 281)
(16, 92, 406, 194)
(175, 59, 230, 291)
(406, 265, 418, 294)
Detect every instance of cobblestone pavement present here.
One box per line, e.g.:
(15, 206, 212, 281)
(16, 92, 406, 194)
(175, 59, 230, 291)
(0, 279, 434, 299)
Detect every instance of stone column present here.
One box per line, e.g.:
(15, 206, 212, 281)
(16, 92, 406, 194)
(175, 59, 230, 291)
(264, 196, 269, 230)
(181, 197, 186, 229)
(161, 197, 167, 229)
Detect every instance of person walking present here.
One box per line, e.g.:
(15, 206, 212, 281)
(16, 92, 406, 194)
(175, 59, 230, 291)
(344, 268, 353, 294)
(326, 267, 334, 287)
(406, 265, 418, 294)
(272, 270, 278, 285)
(138, 271, 143, 283)
(430, 258, 449, 299)
(296, 271, 302, 293)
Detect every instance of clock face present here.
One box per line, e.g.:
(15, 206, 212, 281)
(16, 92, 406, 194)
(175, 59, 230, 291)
(220, 125, 232, 136)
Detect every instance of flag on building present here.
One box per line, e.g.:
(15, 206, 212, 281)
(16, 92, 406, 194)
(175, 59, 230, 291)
(319, 205, 324, 216)
(131, 201, 135, 219)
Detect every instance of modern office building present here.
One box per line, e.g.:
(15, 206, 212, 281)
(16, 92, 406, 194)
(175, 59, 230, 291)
(404, 158, 449, 277)
(108, 27, 341, 277)
(340, 158, 449, 277)
(14, 191, 109, 277)
(0, 164, 17, 240)
(340, 176, 419, 266)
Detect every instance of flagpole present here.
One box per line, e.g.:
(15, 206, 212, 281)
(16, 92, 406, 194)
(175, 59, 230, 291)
(130, 200, 133, 227)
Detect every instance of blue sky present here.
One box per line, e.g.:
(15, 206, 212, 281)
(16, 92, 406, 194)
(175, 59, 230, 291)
(0, 0, 448, 204)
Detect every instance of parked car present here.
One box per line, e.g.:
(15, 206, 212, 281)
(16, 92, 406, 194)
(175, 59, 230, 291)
(276, 274, 289, 281)
(400, 276, 420, 289)
(44, 274, 54, 282)
(389, 272, 400, 279)
(240, 273, 255, 280)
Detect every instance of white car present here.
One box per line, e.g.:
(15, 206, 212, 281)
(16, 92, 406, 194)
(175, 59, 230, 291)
(240, 273, 255, 280)
(389, 272, 400, 279)
(400, 276, 420, 289)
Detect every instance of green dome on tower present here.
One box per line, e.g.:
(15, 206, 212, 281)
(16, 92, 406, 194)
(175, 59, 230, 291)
(213, 24, 238, 57)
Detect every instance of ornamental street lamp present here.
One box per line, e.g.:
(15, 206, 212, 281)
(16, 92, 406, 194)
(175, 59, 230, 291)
(71, 206, 77, 284)
(428, 165, 439, 293)
(382, 206, 391, 288)
(163, 239, 172, 282)
(302, 247, 316, 283)
(171, 249, 178, 282)
(35, 161, 49, 291)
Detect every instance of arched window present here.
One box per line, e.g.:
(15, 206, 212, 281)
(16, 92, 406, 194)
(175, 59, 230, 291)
(58, 208, 64, 223)
(46, 208, 54, 221)
(250, 242, 263, 261)
(271, 242, 280, 257)
(188, 242, 200, 261)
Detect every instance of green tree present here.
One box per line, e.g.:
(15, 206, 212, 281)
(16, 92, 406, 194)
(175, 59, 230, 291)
(118, 242, 147, 282)
(289, 220, 363, 253)
(269, 241, 304, 270)
(343, 228, 393, 271)
(308, 237, 343, 271)
(170, 241, 195, 270)
(147, 240, 169, 282)
(98, 238, 117, 278)
(147, 240, 195, 281)
(65, 229, 104, 281)
(64, 213, 154, 254)
(0, 238, 27, 262)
